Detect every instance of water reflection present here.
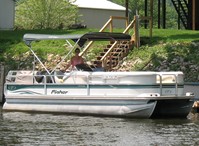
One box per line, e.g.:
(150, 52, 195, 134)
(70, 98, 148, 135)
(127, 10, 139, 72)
(0, 108, 199, 146)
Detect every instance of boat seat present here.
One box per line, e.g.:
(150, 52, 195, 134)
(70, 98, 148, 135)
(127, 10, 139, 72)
(54, 70, 65, 83)
(6, 71, 16, 82)
(54, 71, 89, 84)
(35, 71, 54, 83)
(15, 70, 38, 84)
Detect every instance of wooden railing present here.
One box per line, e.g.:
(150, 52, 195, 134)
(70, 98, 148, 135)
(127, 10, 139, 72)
(99, 16, 129, 32)
(80, 16, 129, 56)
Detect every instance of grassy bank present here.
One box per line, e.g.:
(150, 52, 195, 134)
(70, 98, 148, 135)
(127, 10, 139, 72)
(0, 28, 199, 82)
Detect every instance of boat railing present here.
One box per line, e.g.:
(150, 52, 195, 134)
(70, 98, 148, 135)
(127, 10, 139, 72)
(157, 74, 179, 96)
(5, 71, 183, 96)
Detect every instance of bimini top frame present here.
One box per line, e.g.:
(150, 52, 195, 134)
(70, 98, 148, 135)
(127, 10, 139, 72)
(23, 32, 131, 75)
(23, 32, 131, 46)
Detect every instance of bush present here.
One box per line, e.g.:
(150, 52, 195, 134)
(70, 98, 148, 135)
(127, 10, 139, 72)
(15, 0, 78, 29)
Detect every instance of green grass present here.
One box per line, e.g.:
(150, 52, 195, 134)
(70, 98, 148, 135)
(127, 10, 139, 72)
(0, 28, 199, 81)
(139, 28, 199, 44)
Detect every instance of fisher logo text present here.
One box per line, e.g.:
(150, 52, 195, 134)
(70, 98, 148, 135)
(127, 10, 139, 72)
(51, 90, 68, 94)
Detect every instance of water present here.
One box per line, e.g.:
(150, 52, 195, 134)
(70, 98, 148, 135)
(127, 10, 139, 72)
(0, 107, 199, 146)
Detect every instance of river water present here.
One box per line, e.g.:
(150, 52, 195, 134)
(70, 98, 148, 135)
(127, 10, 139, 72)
(0, 107, 199, 146)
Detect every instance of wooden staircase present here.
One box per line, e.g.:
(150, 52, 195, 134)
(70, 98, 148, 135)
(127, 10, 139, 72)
(93, 41, 132, 71)
(79, 15, 152, 71)
(171, 0, 188, 29)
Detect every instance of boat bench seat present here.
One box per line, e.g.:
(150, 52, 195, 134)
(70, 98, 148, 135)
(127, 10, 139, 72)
(14, 71, 38, 84)
(54, 71, 89, 84)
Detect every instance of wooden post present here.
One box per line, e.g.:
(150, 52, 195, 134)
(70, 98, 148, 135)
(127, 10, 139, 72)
(134, 16, 137, 47)
(178, 0, 181, 29)
(158, 0, 161, 28)
(110, 16, 113, 32)
(150, 0, 153, 38)
(125, 0, 129, 18)
(125, 17, 129, 28)
(0, 64, 5, 103)
(162, 0, 166, 29)
(144, 0, 148, 28)
(192, 0, 196, 30)
(134, 15, 140, 48)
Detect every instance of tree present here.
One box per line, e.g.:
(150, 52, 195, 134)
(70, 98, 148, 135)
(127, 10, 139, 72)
(111, 0, 178, 29)
(15, 0, 78, 29)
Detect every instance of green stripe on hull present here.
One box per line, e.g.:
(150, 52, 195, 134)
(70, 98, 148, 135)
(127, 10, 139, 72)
(7, 84, 184, 90)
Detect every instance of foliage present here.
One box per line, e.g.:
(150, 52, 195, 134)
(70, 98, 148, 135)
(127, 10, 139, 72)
(15, 0, 78, 29)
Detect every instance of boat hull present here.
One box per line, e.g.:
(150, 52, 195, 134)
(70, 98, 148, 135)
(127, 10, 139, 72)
(3, 97, 156, 118)
(151, 98, 194, 118)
